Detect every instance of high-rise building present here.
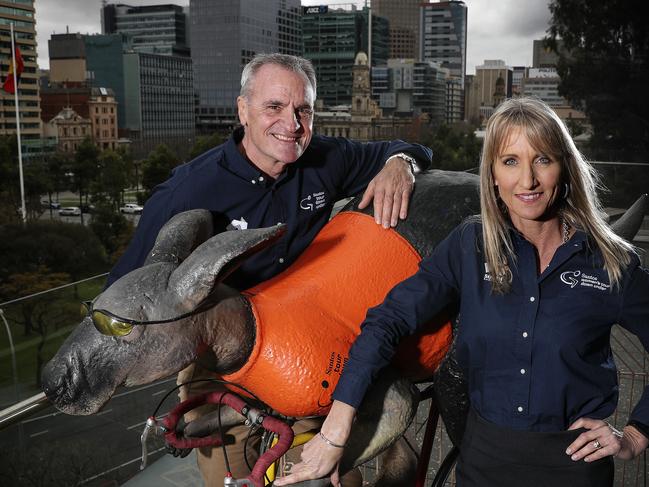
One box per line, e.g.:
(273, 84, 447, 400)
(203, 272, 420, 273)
(123, 51, 194, 143)
(532, 39, 565, 68)
(101, 3, 190, 57)
(511, 65, 527, 96)
(420, 1, 467, 123)
(190, 0, 302, 131)
(372, 58, 447, 124)
(303, 5, 389, 108)
(373, 0, 425, 59)
(84, 33, 129, 129)
(522, 68, 567, 107)
(0, 0, 41, 140)
(470, 59, 513, 124)
(420, 1, 467, 79)
(48, 33, 86, 85)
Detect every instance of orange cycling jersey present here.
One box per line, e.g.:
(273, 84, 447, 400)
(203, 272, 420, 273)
(221, 211, 452, 417)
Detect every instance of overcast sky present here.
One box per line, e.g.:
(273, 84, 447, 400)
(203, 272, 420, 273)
(35, 0, 552, 73)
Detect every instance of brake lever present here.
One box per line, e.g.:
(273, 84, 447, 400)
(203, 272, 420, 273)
(140, 416, 167, 470)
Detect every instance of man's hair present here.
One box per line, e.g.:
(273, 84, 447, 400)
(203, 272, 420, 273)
(479, 96, 634, 293)
(240, 53, 317, 99)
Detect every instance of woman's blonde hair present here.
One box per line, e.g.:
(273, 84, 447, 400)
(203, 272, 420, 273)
(479, 97, 634, 293)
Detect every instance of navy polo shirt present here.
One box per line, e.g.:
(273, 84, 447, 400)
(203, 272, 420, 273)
(334, 220, 649, 432)
(107, 128, 432, 290)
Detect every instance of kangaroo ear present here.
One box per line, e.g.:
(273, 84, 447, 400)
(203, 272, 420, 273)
(145, 209, 215, 265)
(168, 225, 286, 311)
(611, 194, 648, 241)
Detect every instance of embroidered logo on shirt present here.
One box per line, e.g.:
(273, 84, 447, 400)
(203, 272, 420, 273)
(560, 270, 610, 291)
(230, 217, 248, 230)
(560, 270, 580, 288)
(300, 191, 326, 211)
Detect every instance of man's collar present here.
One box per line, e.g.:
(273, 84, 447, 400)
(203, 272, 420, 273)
(223, 127, 292, 187)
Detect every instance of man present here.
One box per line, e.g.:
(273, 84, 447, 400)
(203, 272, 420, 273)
(107, 53, 431, 484)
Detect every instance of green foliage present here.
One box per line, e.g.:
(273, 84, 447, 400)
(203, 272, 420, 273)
(141, 144, 179, 199)
(90, 201, 133, 262)
(547, 0, 649, 161)
(0, 221, 108, 291)
(189, 132, 228, 160)
(420, 124, 482, 172)
(70, 137, 100, 207)
(91, 149, 128, 210)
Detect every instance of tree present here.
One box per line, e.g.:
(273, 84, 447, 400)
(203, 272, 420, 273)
(90, 202, 133, 262)
(189, 132, 228, 159)
(420, 123, 482, 172)
(0, 221, 108, 288)
(71, 137, 100, 224)
(141, 144, 179, 200)
(0, 135, 21, 224)
(547, 0, 649, 161)
(91, 149, 128, 210)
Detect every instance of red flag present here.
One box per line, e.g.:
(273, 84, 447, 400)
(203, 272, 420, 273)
(3, 44, 24, 94)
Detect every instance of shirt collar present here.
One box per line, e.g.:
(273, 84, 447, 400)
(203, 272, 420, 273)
(507, 223, 589, 251)
(223, 127, 292, 188)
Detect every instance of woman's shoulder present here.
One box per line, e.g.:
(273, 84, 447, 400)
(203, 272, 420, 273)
(457, 215, 483, 240)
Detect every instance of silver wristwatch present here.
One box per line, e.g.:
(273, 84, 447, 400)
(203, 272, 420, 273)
(385, 152, 419, 174)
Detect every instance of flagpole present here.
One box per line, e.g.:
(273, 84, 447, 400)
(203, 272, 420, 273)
(10, 23, 26, 224)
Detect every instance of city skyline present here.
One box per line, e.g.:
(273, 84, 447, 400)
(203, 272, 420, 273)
(35, 0, 552, 74)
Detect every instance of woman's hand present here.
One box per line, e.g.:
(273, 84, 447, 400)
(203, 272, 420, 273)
(274, 401, 356, 486)
(566, 418, 649, 462)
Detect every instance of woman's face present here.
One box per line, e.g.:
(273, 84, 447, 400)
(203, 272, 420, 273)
(492, 126, 562, 228)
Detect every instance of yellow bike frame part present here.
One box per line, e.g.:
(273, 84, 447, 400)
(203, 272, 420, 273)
(265, 431, 317, 484)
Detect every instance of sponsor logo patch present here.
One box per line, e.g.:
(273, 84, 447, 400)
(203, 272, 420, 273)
(560, 270, 610, 291)
(300, 191, 326, 211)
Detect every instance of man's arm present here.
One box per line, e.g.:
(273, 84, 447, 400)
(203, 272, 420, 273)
(337, 139, 433, 228)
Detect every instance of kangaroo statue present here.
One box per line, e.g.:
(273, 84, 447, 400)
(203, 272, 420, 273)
(41, 170, 647, 485)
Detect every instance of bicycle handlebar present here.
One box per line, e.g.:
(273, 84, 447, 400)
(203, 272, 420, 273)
(162, 391, 295, 487)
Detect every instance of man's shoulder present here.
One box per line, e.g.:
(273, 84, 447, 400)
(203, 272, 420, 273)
(166, 143, 228, 187)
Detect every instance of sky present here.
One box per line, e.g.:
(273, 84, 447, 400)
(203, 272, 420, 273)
(35, 0, 553, 74)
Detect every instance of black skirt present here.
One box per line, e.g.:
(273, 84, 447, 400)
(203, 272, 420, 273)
(455, 409, 614, 487)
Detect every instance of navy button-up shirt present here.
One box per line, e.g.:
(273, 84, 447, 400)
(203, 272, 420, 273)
(107, 128, 432, 289)
(334, 220, 649, 432)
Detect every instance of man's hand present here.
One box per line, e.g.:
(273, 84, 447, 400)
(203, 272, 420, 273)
(358, 156, 415, 228)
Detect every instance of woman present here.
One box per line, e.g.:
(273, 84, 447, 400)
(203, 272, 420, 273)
(275, 97, 649, 487)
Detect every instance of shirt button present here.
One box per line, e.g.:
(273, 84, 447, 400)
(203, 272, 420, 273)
(278, 258, 285, 264)
(251, 179, 256, 184)
(258, 176, 264, 182)
(276, 222, 282, 225)
(520, 368, 526, 375)
(529, 296, 535, 302)
(522, 331, 528, 338)
(517, 406, 524, 413)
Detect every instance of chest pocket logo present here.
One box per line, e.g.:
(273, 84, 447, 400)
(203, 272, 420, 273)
(300, 191, 326, 211)
(560, 270, 581, 288)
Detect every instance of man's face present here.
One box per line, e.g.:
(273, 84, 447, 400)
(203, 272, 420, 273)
(237, 64, 315, 177)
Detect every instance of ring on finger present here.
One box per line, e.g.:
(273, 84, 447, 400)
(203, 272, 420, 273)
(592, 440, 602, 449)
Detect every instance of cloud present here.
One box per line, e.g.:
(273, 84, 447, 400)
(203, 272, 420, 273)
(464, 0, 552, 72)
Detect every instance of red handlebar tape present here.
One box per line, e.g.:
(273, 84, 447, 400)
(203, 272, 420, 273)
(163, 391, 294, 487)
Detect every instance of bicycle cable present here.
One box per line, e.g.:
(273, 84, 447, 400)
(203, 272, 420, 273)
(150, 377, 274, 476)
